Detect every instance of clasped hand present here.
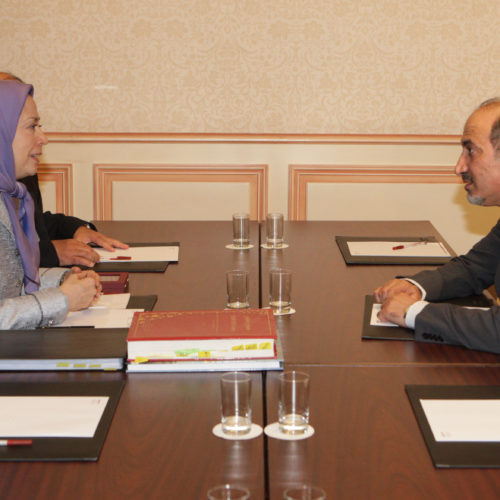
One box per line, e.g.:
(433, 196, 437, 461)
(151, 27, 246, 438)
(60, 267, 102, 311)
(373, 279, 422, 327)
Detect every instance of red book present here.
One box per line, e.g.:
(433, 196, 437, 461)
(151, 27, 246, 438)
(127, 309, 277, 363)
(98, 273, 129, 294)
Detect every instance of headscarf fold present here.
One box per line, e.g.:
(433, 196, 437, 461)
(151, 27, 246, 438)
(0, 81, 40, 293)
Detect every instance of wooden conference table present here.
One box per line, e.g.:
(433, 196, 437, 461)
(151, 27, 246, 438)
(0, 220, 499, 500)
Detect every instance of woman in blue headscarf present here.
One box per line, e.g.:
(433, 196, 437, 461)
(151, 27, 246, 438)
(0, 80, 100, 329)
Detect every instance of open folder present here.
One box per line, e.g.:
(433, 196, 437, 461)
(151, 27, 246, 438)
(336, 236, 452, 265)
(406, 385, 500, 468)
(92, 242, 179, 273)
(0, 380, 124, 461)
(362, 294, 492, 342)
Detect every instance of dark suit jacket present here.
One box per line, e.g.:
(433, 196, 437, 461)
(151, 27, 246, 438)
(20, 175, 95, 267)
(409, 219, 500, 353)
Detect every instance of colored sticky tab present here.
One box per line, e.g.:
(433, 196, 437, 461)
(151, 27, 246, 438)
(198, 351, 211, 358)
(73, 364, 86, 368)
(245, 344, 258, 350)
(56, 362, 70, 367)
(232, 345, 244, 351)
(175, 348, 200, 357)
(134, 357, 149, 364)
(88, 364, 102, 369)
(259, 342, 272, 350)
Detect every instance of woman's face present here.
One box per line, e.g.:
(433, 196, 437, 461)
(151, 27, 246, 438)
(11, 95, 48, 180)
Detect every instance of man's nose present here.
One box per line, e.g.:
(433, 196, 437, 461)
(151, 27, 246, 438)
(455, 152, 467, 176)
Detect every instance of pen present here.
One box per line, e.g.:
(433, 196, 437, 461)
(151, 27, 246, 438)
(109, 256, 131, 260)
(0, 439, 33, 446)
(392, 241, 428, 251)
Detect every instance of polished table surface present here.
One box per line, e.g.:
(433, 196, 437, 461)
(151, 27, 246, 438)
(96, 220, 261, 310)
(0, 370, 265, 499)
(266, 365, 500, 499)
(260, 221, 500, 366)
(2, 220, 500, 499)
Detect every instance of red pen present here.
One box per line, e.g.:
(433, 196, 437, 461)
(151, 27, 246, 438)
(109, 256, 132, 260)
(392, 241, 428, 251)
(0, 439, 33, 446)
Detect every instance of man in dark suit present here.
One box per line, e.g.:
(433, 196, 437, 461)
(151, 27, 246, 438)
(20, 175, 128, 267)
(375, 97, 500, 353)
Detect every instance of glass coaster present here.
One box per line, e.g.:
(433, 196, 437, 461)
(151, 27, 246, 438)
(261, 243, 289, 249)
(264, 422, 314, 440)
(212, 423, 263, 440)
(273, 308, 296, 316)
(225, 244, 254, 250)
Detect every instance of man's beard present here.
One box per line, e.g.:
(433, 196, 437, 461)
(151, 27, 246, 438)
(462, 172, 486, 205)
(467, 193, 486, 205)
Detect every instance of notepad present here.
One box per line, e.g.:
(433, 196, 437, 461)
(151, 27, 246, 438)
(0, 396, 109, 437)
(96, 246, 179, 262)
(347, 241, 450, 257)
(420, 399, 500, 442)
(59, 308, 143, 328)
(92, 293, 130, 309)
(370, 303, 398, 327)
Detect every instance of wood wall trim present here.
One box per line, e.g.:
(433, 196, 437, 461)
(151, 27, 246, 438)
(288, 164, 460, 220)
(47, 132, 460, 146)
(37, 164, 73, 215)
(93, 164, 268, 220)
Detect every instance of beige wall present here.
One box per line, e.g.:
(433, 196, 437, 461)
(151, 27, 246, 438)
(1, 0, 499, 134)
(2, 1, 500, 255)
(39, 133, 500, 256)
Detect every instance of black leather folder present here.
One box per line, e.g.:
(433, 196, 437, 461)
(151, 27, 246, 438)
(406, 385, 500, 468)
(0, 380, 124, 461)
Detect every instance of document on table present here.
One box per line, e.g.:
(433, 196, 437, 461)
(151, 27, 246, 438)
(0, 396, 109, 437)
(58, 308, 142, 328)
(420, 399, 500, 442)
(95, 246, 179, 262)
(347, 241, 450, 257)
(93, 293, 130, 309)
(370, 303, 398, 327)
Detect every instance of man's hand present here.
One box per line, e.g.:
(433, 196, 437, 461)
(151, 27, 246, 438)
(73, 226, 129, 252)
(374, 279, 422, 303)
(52, 239, 101, 267)
(377, 293, 418, 327)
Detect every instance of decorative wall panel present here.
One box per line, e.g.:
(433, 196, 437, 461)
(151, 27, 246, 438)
(37, 164, 73, 215)
(93, 164, 267, 220)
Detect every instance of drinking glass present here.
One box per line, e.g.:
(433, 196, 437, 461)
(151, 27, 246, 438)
(220, 372, 252, 435)
(278, 371, 310, 434)
(232, 213, 250, 248)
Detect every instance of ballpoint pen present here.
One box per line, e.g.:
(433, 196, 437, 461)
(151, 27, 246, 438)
(392, 241, 428, 251)
(0, 439, 33, 446)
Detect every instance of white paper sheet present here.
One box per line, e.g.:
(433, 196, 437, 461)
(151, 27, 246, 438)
(92, 293, 130, 309)
(95, 246, 179, 262)
(370, 303, 398, 327)
(0, 396, 109, 437)
(59, 308, 142, 328)
(420, 399, 500, 442)
(347, 241, 450, 257)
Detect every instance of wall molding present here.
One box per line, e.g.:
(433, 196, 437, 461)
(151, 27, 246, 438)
(38, 163, 73, 215)
(93, 164, 268, 220)
(47, 132, 460, 146)
(288, 164, 460, 220)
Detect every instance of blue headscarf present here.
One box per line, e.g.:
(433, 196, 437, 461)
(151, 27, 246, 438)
(0, 81, 40, 293)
